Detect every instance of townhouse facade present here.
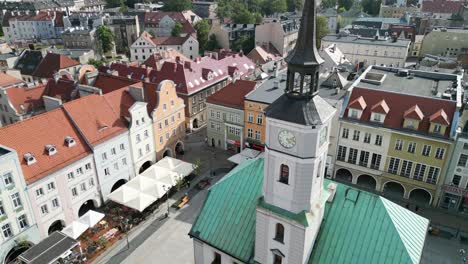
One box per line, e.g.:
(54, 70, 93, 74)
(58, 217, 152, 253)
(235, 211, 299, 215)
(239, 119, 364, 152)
(0, 146, 40, 264)
(206, 80, 256, 152)
(420, 28, 468, 58)
(143, 11, 198, 37)
(322, 34, 411, 67)
(130, 31, 199, 62)
(104, 15, 140, 54)
(255, 17, 300, 57)
(333, 66, 461, 207)
(209, 22, 256, 50)
(128, 102, 156, 174)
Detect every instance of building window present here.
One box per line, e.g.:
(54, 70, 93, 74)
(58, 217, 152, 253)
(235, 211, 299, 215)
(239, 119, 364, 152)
(247, 128, 253, 138)
(2, 224, 12, 238)
(388, 157, 400, 174)
(395, 139, 403, 151)
(257, 115, 263, 125)
(370, 154, 382, 170)
(0, 202, 5, 216)
(136, 134, 141, 143)
(85, 163, 92, 170)
(11, 193, 21, 209)
(216, 112, 220, 119)
(71, 187, 78, 197)
(52, 198, 60, 208)
(274, 254, 283, 264)
(104, 168, 110, 176)
(452, 175, 462, 186)
(458, 154, 468, 167)
(18, 214, 28, 229)
(80, 183, 87, 192)
(342, 128, 349, 139)
(435, 148, 445, 159)
(463, 143, 468, 150)
(248, 113, 253, 123)
(422, 145, 431, 156)
(337, 146, 347, 161)
(373, 113, 382, 122)
(102, 152, 107, 160)
(375, 135, 382, 146)
(359, 151, 369, 167)
(407, 142, 416, 153)
(40, 204, 48, 215)
(165, 119, 169, 126)
(76, 167, 83, 175)
(3, 172, 13, 187)
(120, 143, 125, 150)
(433, 124, 442, 133)
(279, 164, 289, 184)
(158, 123, 162, 129)
(352, 130, 360, 141)
(146, 144, 150, 153)
(36, 188, 44, 197)
(348, 148, 358, 164)
(426, 167, 439, 184)
(274, 223, 284, 243)
(364, 133, 371, 143)
(111, 148, 116, 155)
(114, 163, 119, 170)
(413, 164, 426, 181)
(350, 109, 359, 118)
(255, 131, 261, 140)
(400, 160, 413, 177)
(213, 252, 221, 264)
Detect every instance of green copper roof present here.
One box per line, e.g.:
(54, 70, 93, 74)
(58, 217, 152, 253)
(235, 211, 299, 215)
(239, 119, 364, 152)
(190, 158, 429, 264)
(189, 158, 264, 263)
(257, 196, 310, 227)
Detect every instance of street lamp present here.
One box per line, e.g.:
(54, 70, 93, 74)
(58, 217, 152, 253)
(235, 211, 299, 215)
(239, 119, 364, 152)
(162, 185, 170, 217)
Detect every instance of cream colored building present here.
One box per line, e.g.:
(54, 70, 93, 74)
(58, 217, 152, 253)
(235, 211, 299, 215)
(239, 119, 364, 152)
(420, 28, 468, 58)
(255, 18, 299, 56)
(379, 4, 419, 18)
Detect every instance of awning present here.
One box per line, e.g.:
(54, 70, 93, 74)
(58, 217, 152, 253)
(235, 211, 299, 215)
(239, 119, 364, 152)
(78, 210, 105, 227)
(19, 231, 79, 264)
(107, 157, 194, 212)
(228, 148, 261, 165)
(62, 221, 89, 239)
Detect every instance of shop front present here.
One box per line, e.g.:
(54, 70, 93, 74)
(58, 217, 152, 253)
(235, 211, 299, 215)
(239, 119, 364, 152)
(440, 185, 468, 214)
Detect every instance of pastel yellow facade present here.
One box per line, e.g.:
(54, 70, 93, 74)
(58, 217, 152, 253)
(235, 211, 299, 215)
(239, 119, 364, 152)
(244, 100, 268, 147)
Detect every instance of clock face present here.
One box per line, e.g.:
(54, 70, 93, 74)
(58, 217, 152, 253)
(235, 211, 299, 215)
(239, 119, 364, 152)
(319, 126, 328, 146)
(278, 130, 296, 149)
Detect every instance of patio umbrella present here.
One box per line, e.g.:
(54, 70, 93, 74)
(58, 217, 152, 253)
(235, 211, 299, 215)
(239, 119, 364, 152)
(153, 157, 194, 178)
(126, 176, 160, 197)
(125, 193, 157, 212)
(62, 221, 89, 239)
(78, 210, 105, 227)
(107, 185, 139, 204)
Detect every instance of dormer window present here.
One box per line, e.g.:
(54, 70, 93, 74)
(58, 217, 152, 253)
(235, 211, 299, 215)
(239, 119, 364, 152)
(23, 153, 36, 165)
(347, 96, 367, 119)
(370, 100, 389, 123)
(403, 105, 424, 130)
(429, 109, 449, 135)
(65, 136, 76, 147)
(45, 145, 57, 156)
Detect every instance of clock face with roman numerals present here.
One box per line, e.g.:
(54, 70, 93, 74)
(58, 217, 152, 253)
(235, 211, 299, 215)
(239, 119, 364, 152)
(278, 130, 296, 149)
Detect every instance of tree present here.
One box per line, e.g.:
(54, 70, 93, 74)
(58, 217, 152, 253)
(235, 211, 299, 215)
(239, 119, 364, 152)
(287, 0, 302, 11)
(192, 159, 202, 176)
(232, 5, 256, 24)
(88, 59, 104, 68)
(96, 25, 115, 55)
(206, 34, 221, 51)
(338, 0, 353, 11)
(232, 35, 255, 54)
(321, 0, 336, 9)
(119, 0, 128, 13)
(271, 0, 287, 14)
(254, 12, 263, 24)
(361, 0, 381, 16)
(171, 22, 183, 37)
(194, 20, 211, 53)
(162, 0, 192, 11)
(316, 16, 329, 49)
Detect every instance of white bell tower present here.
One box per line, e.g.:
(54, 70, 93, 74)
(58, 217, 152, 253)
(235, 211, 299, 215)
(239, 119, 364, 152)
(253, 0, 336, 262)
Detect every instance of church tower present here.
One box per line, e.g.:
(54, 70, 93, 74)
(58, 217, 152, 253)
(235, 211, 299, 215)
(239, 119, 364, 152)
(253, 0, 336, 263)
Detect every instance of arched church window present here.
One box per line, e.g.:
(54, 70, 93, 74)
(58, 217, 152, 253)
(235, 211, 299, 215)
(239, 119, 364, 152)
(274, 223, 284, 243)
(279, 164, 289, 184)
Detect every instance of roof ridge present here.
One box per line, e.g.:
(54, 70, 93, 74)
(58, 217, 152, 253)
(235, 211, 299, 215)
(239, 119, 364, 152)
(355, 86, 457, 104)
(0, 107, 63, 130)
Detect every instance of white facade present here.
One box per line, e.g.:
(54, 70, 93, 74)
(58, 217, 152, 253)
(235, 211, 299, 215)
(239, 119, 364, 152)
(0, 146, 40, 263)
(255, 21, 299, 57)
(93, 132, 135, 200)
(128, 102, 156, 175)
(321, 35, 411, 67)
(254, 102, 336, 264)
(26, 155, 101, 238)
(193, 238, 243, 264)
(130, 33, 199, 62)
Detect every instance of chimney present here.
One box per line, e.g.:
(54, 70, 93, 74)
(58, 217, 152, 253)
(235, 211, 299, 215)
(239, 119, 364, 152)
(175, 56, 180, 63)
(327, 183, 337, 202)
(184, 61, 191, 70)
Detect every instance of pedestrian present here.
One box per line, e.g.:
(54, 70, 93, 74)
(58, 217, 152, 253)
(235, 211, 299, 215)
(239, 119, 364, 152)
(186, 180, 190, 189)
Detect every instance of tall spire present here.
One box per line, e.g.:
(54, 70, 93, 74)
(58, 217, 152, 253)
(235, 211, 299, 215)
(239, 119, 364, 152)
(285, 0, 324, 98)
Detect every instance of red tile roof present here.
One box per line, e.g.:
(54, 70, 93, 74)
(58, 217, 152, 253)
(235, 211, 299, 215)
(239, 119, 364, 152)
(206, 80, 256, 109)
(33, 53, 80, 78)
(404, 105, 424, 120)
(108, 63, 151, 80)
(371, 99, 389, 114)
(429, 109, 450, 125)
(0, 108, 91, 184)
(3, 11, 65, 27)
(344, 87, 457, 138)
(103, 87, 136, 120)
(62, 92, 129, 146)
(92, 73, 142, 94)
(142, 49, 190, 69)
(422, 0, 464, 13)
(5, 83, 46, 114)
(349, 96, 367, 110)
(142, 82, 159, 113)
(45, 77, 76, 102)
(151, 35, 191, 46)
(0, 72, 23, 88)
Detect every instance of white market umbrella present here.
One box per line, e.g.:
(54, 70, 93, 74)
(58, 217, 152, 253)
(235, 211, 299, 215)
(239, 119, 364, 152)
(62, 221, 89, 239)
(107, 185, 139, 204)
(127, 176, 160, 197)
(125, 193, 157, 212)
(153, 157, 194, 178)
(78, 210, 105, 227)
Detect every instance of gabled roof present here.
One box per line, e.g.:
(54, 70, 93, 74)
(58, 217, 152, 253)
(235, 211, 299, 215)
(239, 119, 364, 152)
(142, 49, 190, 69)
(371, 99, 390, 114)
(0, 72, 23, 88)
(206, 80, 256, 109)
(33, 53, 80, 78)
(321, 70, 348, 89)
(404, 105, 424, 120)
(45, 77, 77, 102)
(151, 35, 191, 46)
(5, 83, 47, 114)
(348, 95, 367, 110)
(14, 50, 43, 76)
(62, 91, 129, 146)
(429, 109, 450, 125)
(92, 73, 142, 94)
(422, 0, 464, 13)
(344, 87, 457, 138)
(0, 108, 91, 184)
(108, 63, 151, 80)
(190, 158, 429, 264)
